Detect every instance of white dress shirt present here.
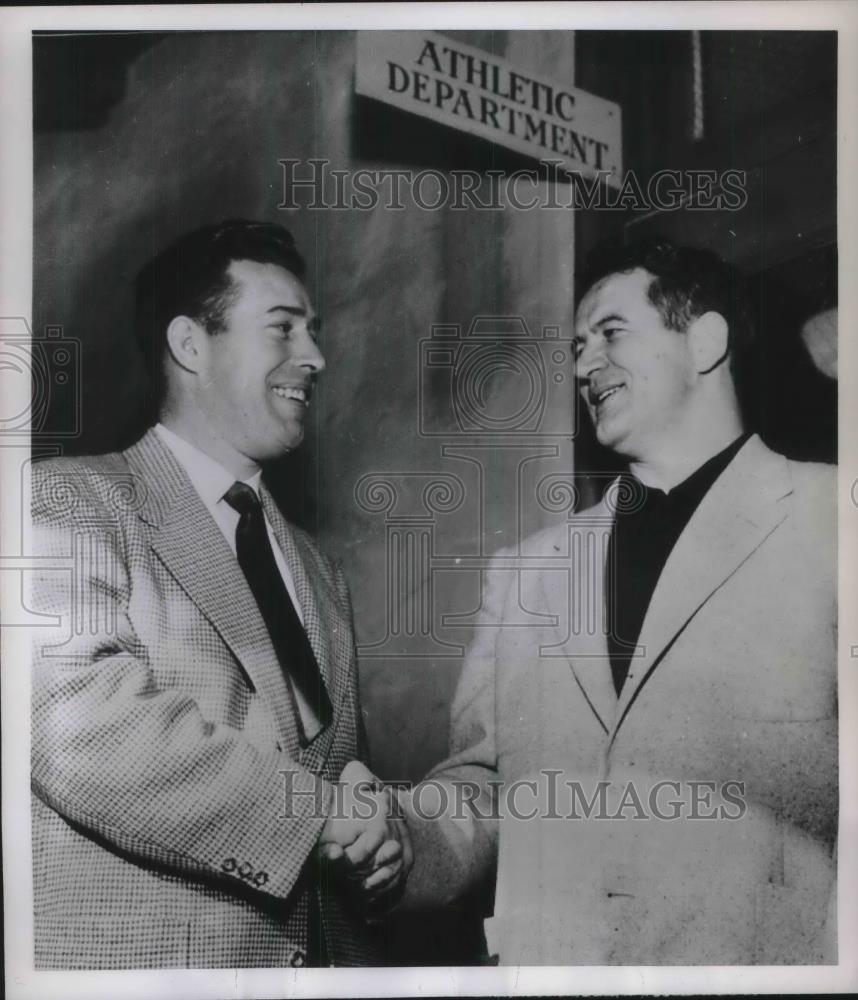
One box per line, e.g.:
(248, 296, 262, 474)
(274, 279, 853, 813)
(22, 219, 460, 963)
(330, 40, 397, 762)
(155, 423, 321, 737)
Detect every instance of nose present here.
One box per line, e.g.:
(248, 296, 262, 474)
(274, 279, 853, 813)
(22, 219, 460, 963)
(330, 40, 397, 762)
(575, 336, 606, 381)
(296, 329, 326, 374)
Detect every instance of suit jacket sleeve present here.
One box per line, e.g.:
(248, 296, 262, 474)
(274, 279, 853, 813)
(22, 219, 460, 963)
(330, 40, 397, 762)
(30, 468, 335, 903)
(398, 554, 507, 909)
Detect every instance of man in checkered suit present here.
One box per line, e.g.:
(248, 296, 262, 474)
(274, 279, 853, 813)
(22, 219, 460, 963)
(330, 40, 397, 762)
(30, 220, 410, 968)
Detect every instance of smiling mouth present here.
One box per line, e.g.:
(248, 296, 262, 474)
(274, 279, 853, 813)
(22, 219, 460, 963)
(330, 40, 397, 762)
(272, 386, 311, 407)
(588, 384, 624, 408)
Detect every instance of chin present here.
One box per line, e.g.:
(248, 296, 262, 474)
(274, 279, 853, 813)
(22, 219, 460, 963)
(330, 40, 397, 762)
(279, 428, 306, 454)
(253, 434, 303, 463)
(595, 426, 633, 459)
(273, 418, 306, 451)
(275, 438, 303, 458)
(594, 423, 620, 450)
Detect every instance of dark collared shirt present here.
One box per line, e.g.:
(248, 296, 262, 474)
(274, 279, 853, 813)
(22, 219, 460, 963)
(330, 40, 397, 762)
(606, 433, 751, 695)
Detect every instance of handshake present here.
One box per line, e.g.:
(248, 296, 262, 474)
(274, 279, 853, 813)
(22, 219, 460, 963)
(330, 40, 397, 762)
(317, 760, 413, 912)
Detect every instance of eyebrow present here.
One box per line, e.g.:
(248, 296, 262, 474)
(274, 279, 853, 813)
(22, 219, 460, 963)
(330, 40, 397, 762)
(266, 305, 308, 317)
(267, 305, 320, 328)
(572, 310, 628, 343)
(591, 312, 628, 327)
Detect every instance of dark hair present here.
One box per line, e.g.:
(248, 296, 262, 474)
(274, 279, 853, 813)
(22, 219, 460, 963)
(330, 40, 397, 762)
(134, 219, 306, 411)
(578, 238, 755, 378)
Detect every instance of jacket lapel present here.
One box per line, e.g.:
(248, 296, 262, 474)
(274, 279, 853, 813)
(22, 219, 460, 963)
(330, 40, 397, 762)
(124, 429, 304, 758)
(562, 500, 618, 734)
(610, 435, 793, 741)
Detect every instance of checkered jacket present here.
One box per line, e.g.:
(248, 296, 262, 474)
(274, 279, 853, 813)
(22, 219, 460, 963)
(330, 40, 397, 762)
(30, 428, 381, 968)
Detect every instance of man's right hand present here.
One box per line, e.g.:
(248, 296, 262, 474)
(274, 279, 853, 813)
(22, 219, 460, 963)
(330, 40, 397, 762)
(317, 760, 413, 907)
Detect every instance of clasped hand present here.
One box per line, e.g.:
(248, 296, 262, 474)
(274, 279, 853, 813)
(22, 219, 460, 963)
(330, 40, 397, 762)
(317, 760, 413, 910)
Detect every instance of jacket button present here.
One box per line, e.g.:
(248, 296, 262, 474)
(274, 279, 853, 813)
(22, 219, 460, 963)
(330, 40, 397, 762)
(238, 861, 253, 880)
(222, 857, 237, 874)
(290, 949, 306, 968)
(254, 871, 269, 887)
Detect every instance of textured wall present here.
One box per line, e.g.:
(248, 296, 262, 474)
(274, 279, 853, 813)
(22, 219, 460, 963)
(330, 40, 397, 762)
(34, 30, 578, 788)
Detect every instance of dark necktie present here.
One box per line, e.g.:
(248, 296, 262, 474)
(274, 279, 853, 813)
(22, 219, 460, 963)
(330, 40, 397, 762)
(224, 482, 333, 737)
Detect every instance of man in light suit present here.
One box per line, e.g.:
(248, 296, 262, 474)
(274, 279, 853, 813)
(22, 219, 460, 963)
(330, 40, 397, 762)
(31, 220, 409, 968)
(401, 240, 837, 964)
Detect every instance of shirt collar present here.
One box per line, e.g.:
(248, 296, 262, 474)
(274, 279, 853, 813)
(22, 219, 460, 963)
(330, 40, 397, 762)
(154, 423, 262, 506)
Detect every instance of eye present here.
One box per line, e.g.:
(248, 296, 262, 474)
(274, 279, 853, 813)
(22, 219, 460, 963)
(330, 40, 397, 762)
(270, 321, 294, 337)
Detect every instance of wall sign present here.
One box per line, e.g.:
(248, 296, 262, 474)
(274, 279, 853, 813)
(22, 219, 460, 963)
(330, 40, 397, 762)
(356, 31, 622, 186)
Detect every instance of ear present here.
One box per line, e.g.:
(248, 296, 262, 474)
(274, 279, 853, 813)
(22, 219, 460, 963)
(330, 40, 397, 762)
(165, 315, 206, 374)
(687, 311, 730, 375)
